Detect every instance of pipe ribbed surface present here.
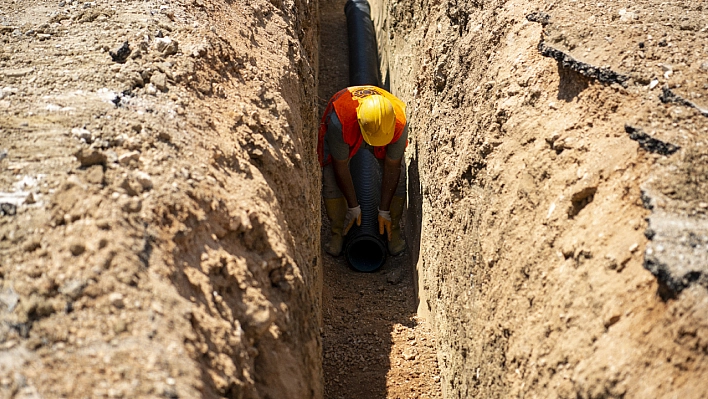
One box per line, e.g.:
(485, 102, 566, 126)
(342, 0, 387, 271)
(344, 0, 381, 87)
(345, 149, 387, 272)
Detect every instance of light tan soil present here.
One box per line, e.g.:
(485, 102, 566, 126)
(0, 0, 322, 397)
(375, 0, 708, 397)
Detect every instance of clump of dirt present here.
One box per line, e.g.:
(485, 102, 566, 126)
(653, 146, 708, 205)
(374, 0, 708, 397)
(0, 0, 322, 397)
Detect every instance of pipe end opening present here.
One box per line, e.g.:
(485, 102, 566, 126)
(345, 235, 387, 272)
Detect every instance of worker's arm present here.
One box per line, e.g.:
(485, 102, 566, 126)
(379, 155, 401, 211)
(332, 158, 359, 208)
(326, 112, 359, 208)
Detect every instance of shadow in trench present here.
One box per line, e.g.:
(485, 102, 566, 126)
(405, 142, 424, 314)
(318, 0, 421, 397)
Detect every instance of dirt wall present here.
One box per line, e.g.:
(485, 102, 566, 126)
(373, 0, 708, 397)
(0, 0, 322, 397)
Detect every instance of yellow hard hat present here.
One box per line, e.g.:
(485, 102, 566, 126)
(356, 94, 396, 147)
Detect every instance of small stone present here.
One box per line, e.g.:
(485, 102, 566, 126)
(71, 127, 92, 143)
(121, 197, 142, 213)
(109, 41, 131, 63)
(0, 289, 20, 312)
(150, 72, 167, 92)
(699, 202, 708, 209)
(548, 102, 558, 110)
(618, 9, 637, 22)
(59, 280, 85, 299)
(145, 83, 158, 95)
(69, 241, 86, 256)
(700, 61, 708, 72)
(629, 243, 639, 253)
(113, 134, 128, 147)
(0, 203, 17, 217)
(118, 151, 140, 165)
(1, 87, 18, 98)
(114, 320, 127, 334)
(134, 171, 153, 190)
(85, 165, 105, 185)
(109, 292, 125, 308)
(387, 269, 403, 285)
(75, 148, 107, 167)
(154, 37, 179, 56)
(157, 131, 171, 142)
(23, 192, 36, 205)
(157, 62, 174, 78)
(604, 254, 618, 270)
(402, 348, 418, 361)
(1, 68, 34, 78)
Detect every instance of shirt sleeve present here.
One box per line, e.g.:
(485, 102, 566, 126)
(385, 122, 408, 160)
(325, 112, 351, 161)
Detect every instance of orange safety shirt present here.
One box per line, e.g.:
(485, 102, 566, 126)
(318, 86, 407, 166)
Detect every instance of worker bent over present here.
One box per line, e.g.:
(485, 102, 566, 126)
(318, 85, 408, 257)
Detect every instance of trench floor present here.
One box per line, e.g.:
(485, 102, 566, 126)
(318, 0, 442, 397)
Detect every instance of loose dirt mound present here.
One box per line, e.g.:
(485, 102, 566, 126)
(375, 0, 708, 397)
(0, 0, 321, 397)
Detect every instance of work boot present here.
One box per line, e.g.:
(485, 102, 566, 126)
(388, 195, 406, 256)
(323, 197, 347, 256)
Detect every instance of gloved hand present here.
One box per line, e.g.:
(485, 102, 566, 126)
(378, 208, 392, 240)
(343, 205, 361, 235)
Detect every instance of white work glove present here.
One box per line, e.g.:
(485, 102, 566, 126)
(343, 205, 361, 235)
(378, 208, 392, 240)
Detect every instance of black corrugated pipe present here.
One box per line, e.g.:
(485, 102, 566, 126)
(346, 150, 387, 272)
(342, 0, 387, 272)
(344, 0, 381, 87)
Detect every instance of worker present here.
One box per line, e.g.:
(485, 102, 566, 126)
(318, 85, 408, 257)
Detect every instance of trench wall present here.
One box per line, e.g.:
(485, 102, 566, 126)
(0, 0, 322, 397)
(372, 0, 708, 397)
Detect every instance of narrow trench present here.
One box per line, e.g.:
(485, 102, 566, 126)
(317, 0, 442, 397)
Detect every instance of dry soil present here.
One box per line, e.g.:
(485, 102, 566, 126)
(1, 0, 707, 398)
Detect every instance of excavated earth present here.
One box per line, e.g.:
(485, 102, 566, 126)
(373, 0, 708, 397)
(0, 0, 322, 397)
(1, 0, 707, 398)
